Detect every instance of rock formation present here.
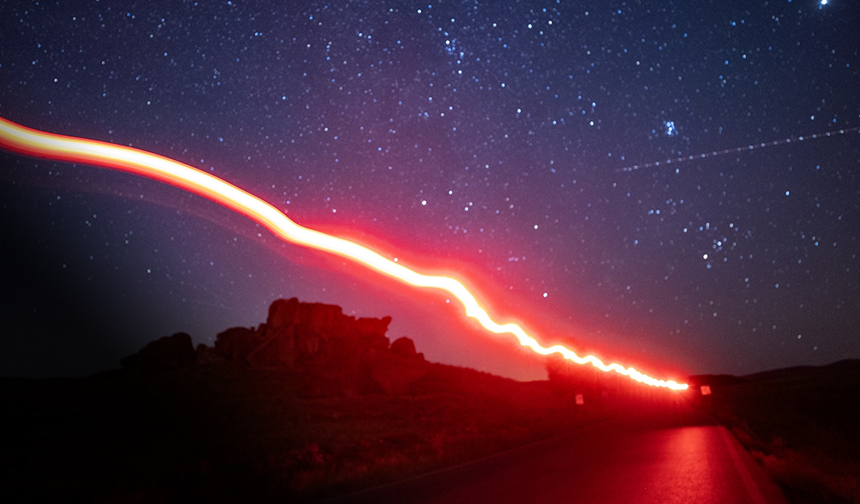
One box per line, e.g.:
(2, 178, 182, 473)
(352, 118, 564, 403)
(122, 298, 428, 396)
(391, 336, 424, 361)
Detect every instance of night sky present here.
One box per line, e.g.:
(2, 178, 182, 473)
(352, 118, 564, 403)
(1, 0, 858, 381)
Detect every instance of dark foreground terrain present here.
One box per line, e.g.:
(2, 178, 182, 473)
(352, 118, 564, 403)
(2, 298, 855, 503)
(691, 360, 860, 504)
(2, 298, 625, 502)
(3, 361, 615, 503)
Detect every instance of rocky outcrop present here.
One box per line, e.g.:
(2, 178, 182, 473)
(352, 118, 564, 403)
(214, 326, 265, 361)
(122, 298, 429, 396)
(391, 337, 425, 361)
(235, 297, 394, 367)
(245, 324, 300, 368)
(265, 297, 392, 339)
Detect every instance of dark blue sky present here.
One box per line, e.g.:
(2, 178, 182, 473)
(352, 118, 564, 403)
(1, 0, 858, 381)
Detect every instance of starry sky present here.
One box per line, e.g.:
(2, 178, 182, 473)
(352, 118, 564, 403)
(1, 0, 858, 381)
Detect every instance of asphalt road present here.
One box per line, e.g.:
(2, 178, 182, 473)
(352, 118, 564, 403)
(326, 407, 788, 504)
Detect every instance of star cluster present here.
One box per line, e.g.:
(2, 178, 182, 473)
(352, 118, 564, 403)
(1, 0, 858, 379)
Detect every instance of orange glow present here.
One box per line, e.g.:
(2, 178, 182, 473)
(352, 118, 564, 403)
(0, 117, 688, 391)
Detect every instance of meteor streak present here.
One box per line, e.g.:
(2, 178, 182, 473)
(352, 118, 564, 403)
(0, 116, 688, 390)
(619, 126, 860, 173)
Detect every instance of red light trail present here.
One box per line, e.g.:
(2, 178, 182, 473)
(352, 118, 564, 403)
(0, 116, 688, 391)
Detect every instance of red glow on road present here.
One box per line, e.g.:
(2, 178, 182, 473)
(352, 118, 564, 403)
(0, 117, 688, 391)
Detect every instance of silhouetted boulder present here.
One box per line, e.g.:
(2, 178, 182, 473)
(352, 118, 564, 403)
(121, 332, 195, 375)
(391, 337, 424, 361)
(214, 326, 264, 361)
(267, 298, 392, 339)
(268, 297, 344, 334)
(354, 316, 392, 337)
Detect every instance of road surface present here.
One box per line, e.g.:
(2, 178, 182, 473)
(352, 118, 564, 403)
(325, 409, 788, 504)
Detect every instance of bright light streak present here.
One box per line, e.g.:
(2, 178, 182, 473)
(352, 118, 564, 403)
(619, 126, 860, 173)
(0, 117, 688, 391)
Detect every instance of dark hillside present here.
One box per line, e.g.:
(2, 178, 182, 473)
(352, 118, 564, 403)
(2, 298, 622, 503)
(690, 360, 860, 503)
